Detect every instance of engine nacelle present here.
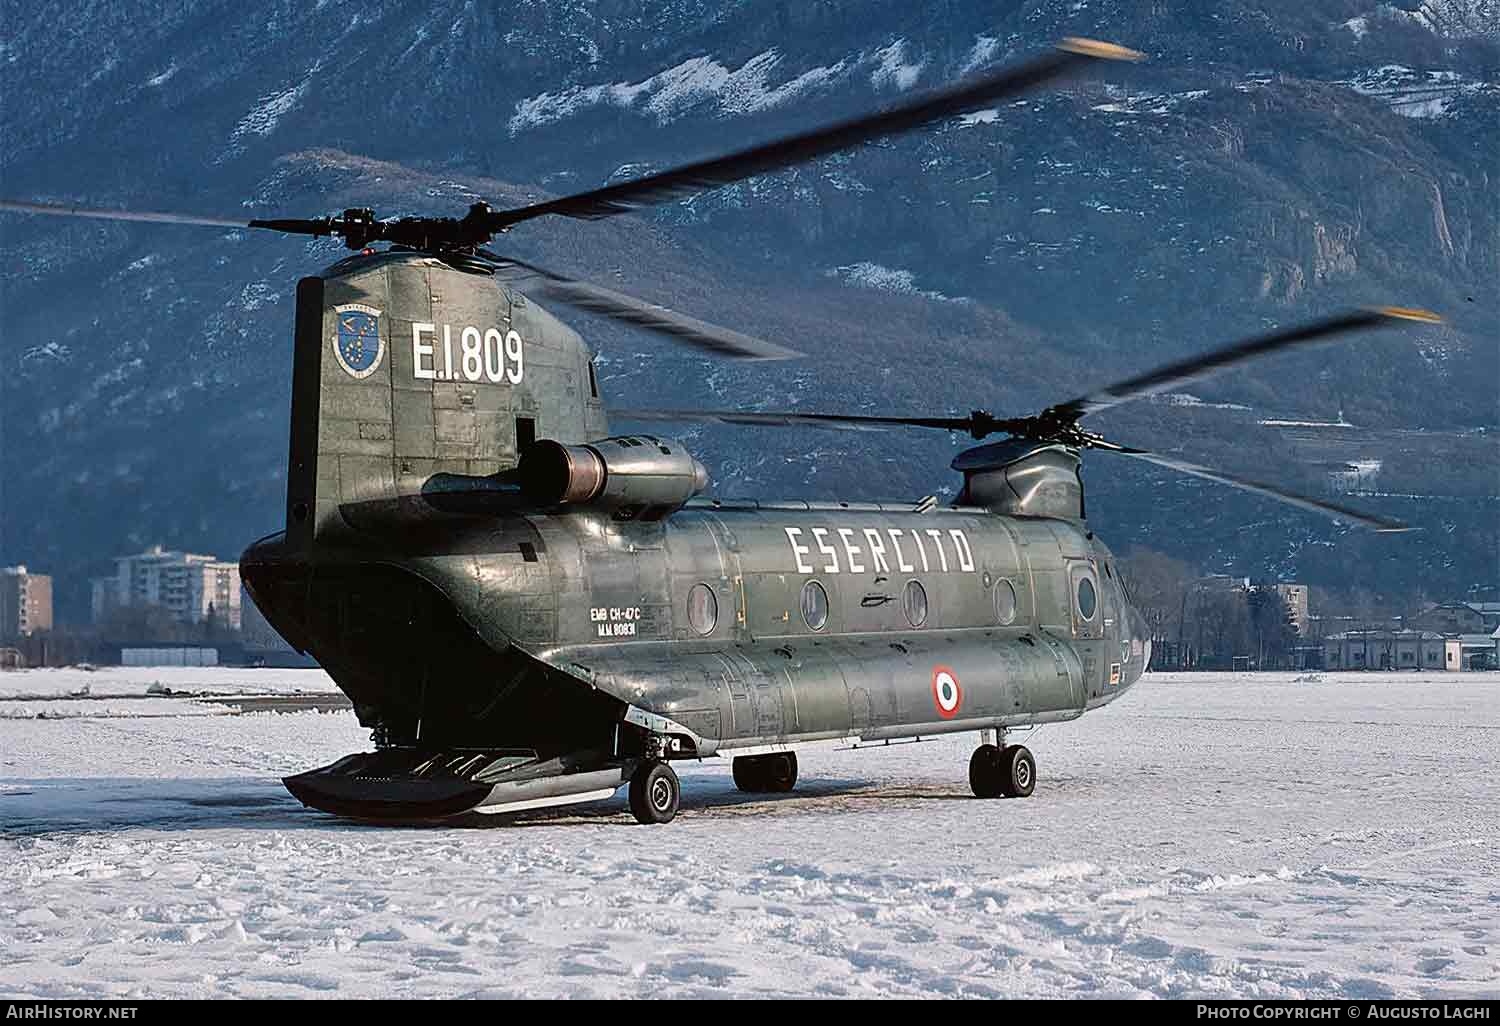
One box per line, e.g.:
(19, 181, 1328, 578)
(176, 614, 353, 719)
(519, 436, 709, 518)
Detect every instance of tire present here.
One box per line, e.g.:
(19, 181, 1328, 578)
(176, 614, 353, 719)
(629, 761, 680, 824)
(969, 743, 1005, 799)
(999, 745, 1036, 798)
(732, 756, 766, 793)
(763, 752, 798, 793)
(733, 753, 798, 793)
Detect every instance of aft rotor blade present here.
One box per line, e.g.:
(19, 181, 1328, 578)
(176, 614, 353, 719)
(487, 255, 802, 360)
(611, 408, 1004, 434)
(0, 197, 250, 230)
(1109, 446, 1411, 532)
(0, 196, 349, 240)
(1050, 307, 1444, 421)
(484, 38, 1143, 231)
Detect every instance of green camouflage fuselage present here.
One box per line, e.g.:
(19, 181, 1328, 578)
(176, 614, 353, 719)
(242, 250, 1147, 764)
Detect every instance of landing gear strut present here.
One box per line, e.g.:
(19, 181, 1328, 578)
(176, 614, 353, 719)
(732, 752, 798, 793)
(628, 760, 681, 824)
(969, 739, 1036, 799)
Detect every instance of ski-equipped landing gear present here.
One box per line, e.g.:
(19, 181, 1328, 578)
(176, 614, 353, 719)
(731, 752, 799, 793)
(629, 760, 681, 824)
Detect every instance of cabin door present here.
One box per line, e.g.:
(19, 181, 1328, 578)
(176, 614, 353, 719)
(1066, 558, 1108, 700)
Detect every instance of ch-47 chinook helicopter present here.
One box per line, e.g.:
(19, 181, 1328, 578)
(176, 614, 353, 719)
(3, 38, 1435, 824)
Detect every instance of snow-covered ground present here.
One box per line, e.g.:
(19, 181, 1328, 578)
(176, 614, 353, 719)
(2, 670, 1497, 999)
(0, 666, 339, 700)
(0, 667, 338, 721)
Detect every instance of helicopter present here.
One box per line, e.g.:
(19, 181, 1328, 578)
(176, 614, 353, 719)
(0, 38, 1435, 824)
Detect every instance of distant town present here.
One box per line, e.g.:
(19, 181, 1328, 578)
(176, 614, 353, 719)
(1, 545, 1497, 672)
(1, 546, 307, 670)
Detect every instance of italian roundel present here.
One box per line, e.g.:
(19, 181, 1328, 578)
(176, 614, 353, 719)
(931, 666, 962, 719)
(332, 304, 384, 379)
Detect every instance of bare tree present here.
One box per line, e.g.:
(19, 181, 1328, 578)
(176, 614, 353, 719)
(1248, 584, 1297, 669)
(1117, 546, 1196, 661)
(1196, 591, 1252, 665)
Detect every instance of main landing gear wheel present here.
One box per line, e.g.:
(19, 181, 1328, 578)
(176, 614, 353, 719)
(629, 760, 680, 824)
(969, 744, 1005, 798)
(969, 744, 1037, 799)
(732, 752, 798, 793)
(999, 745, 1036, 798)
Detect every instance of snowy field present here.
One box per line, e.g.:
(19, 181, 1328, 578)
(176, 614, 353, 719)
(2, 669, 1497, 999)
(0, 667, 339, 722)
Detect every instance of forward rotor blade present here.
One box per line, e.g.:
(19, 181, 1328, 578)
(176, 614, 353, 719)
(1109, 446, 1411, 532)
(485, 38, 1142, 231)
(1050, 306, 1444, 421)
(611, 408, 1009, 434)
(0, 197, 250, 229)
(486, 254, 802, 360)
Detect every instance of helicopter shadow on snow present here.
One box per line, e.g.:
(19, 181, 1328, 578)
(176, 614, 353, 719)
(0, 777, 337, 837)
(458, 776, 998, 830)
(0, 773, 1008, 836)
(406, 765, 1115, 827)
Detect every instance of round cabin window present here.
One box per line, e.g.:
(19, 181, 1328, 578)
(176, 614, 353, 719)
(903, 579, 928, 627)
(1077, 576, 1098, 621)
(687, 583, 717, 636)
(994, 578, 1018, 625)
(801, 580, 829, 631)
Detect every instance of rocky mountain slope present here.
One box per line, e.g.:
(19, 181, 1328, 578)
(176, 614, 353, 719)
(1, 0, 1496, 620)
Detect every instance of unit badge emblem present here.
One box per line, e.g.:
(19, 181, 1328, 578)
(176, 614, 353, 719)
(332, 304, 384, 379)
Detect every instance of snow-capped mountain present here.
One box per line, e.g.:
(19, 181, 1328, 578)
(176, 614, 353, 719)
(1, 0, 1496, 619)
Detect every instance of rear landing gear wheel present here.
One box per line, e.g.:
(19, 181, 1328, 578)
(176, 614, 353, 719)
(999, 745, 1036, 798)
(732, 752, 798, 793)
(763, 752, 797, 793)
(732, 756, 765, 792)
(629, 761, 680, 824)
(969, 743, 1005, 799)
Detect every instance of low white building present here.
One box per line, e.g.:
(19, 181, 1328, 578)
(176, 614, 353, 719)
(1323, 630, 1458, 672)
(121, 647, 220, 667)
(92, 545, 241, 629)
